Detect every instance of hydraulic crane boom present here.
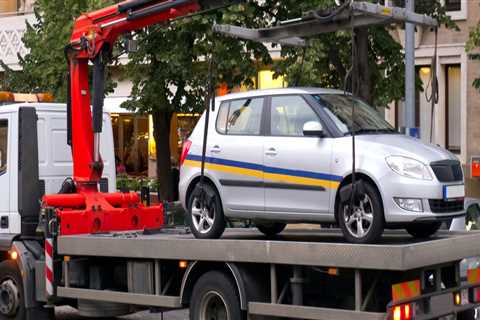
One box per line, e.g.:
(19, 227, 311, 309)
(42, 0, 232, 235)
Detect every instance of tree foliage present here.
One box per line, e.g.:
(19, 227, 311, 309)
(123, 3, 272, 200)
(0, 0, 116, 101)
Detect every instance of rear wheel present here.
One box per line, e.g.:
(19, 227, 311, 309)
(0, 260, 25, 320)
(190, 271, 244, 320)
(406, 222, 442, 239)
(257, 223, 286, 237)
(338, 181, 385, 244)
(187, 183, 226, 239)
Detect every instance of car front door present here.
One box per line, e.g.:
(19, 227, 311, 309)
(0, 116, 10, 233)
(210, 97, 265, 215)
(263, 95, 337, 218)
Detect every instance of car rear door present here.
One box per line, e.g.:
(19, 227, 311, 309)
(209, 97, 266, 214)
(263, 95, 337, 217)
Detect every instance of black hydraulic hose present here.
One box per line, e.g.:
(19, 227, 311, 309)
(126, 0, 191, 21)
(198, 49, 216, 200)
(118, 0, 154, 13)
(311, 0, 351, 22)
(426, 27, 439, 143)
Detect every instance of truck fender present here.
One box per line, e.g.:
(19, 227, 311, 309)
(180, 261, 248, 310)
(11, 240, 44, 309)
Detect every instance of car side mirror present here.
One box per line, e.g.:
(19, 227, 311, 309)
(303, 121, 324, 137)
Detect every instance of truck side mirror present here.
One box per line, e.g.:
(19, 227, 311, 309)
(0, 150, 3, 169)
(303, 121, 324, 137)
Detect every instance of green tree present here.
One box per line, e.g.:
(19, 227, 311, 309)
(0, 0, 116, 100)
(123, 3, 272, 200)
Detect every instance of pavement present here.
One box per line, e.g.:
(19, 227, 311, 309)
(55, 306, 188, 320)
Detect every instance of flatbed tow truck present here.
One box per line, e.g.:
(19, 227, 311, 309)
(1, 1, 480, 320)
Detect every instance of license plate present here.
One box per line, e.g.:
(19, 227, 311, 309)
(443, 184, 465, 200)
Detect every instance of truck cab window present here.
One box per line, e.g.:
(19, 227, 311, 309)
(0, 120, 7, 174)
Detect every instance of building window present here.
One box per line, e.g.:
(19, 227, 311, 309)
(446, 65, 461, 154)
(445, 0, 461, 11)
(0, 120, 7, 175)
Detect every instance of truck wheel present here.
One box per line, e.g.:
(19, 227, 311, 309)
(187, 183, 226, 239)
(338, 181, 385, 244)
(190, 271, 243, 320)
(0, 260, 25, 320)
(257, 223, 286, 237)
(406, 222, 442, 239)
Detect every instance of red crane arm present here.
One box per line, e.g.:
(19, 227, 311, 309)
(42, 0, 220, 236)
(67, 0, 202, 186)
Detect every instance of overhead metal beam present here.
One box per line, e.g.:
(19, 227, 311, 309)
(213, 1, 437, 45)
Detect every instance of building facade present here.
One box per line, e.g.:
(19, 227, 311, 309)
(383, 0, 480, 197)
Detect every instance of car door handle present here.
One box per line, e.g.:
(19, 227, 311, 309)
(265, 148, 277, 156)
(211, 145, 221, 153)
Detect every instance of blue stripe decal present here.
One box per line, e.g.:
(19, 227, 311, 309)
(186, 154, 343, 182)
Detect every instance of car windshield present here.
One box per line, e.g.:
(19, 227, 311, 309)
(313, 94, 397, 135)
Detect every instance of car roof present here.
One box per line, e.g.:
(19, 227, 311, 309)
(215, 87, 346, 102)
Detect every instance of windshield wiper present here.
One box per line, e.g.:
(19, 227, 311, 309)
(345, 128, 397, 136)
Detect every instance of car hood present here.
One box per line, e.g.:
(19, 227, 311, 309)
(356, 134, 457, 164)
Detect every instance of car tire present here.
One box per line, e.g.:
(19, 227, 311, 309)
(338, 181, 385, 244)
(0, 260, 25, 320)
(187, 183, 226, 239)
(257, 223, 286, 237)
(406, 222, 442, 239)
(190, 271, 244, 320)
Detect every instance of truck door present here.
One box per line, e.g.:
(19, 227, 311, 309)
(264, 95, 334, 217)
(0, 116, 10, 231)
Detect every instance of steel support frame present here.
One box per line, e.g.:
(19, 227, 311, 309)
(214, 1, 437, 45)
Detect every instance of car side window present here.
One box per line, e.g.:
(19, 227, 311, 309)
(270, 95, 320, 137)
(216, 102, 229, 134)
(216, 98, 264, 135)
(0, 120, 7, 175)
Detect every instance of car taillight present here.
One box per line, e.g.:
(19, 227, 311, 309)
(392, 304, 413, 320)
(180, 140, 192, 166)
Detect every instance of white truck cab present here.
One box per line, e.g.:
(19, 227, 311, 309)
(0, 103, 116, 236)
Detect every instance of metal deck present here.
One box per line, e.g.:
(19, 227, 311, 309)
(57, 229, 480, 271)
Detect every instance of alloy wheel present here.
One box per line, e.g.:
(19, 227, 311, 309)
(191, 197, 215, 234)
(343, 194, 374, 239)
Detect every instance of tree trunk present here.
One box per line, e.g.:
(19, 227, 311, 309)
(355, 27, 372, 104)
(152, 109, 174, 201)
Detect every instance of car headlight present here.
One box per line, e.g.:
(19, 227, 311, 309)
(386, 156, 433, 180)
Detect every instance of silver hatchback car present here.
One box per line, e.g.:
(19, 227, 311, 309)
(179, 88, 465, 243)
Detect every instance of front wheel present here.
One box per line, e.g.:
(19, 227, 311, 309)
(338, 181, 385, 244)
(0, 260, 25, 320)
(190, 271, 244, 320)
(406, 222, 442, 239)
(187, 183, 226, 239)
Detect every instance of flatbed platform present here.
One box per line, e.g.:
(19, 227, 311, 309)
(57, 228, 480, 271)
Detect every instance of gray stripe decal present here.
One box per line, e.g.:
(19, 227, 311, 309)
(219, 180, 326, 191)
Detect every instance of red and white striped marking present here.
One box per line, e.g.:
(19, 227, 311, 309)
(45, 238, 54, 297)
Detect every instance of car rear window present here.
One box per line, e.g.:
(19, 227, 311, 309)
(216, 98, 264, 135)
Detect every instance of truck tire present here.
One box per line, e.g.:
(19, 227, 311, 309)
(406, 222, 442, 239)
(257, 223, 286, 237)
(190, 271, 244, 320)
(0, 260, 25, 320)
(338, 181, 385, 244)
(187, 184, 226, 239)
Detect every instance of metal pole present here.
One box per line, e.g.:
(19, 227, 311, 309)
(404, 0, 416, 137)
(355, 269, 362, 311)
(270, 264, 277, 304)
